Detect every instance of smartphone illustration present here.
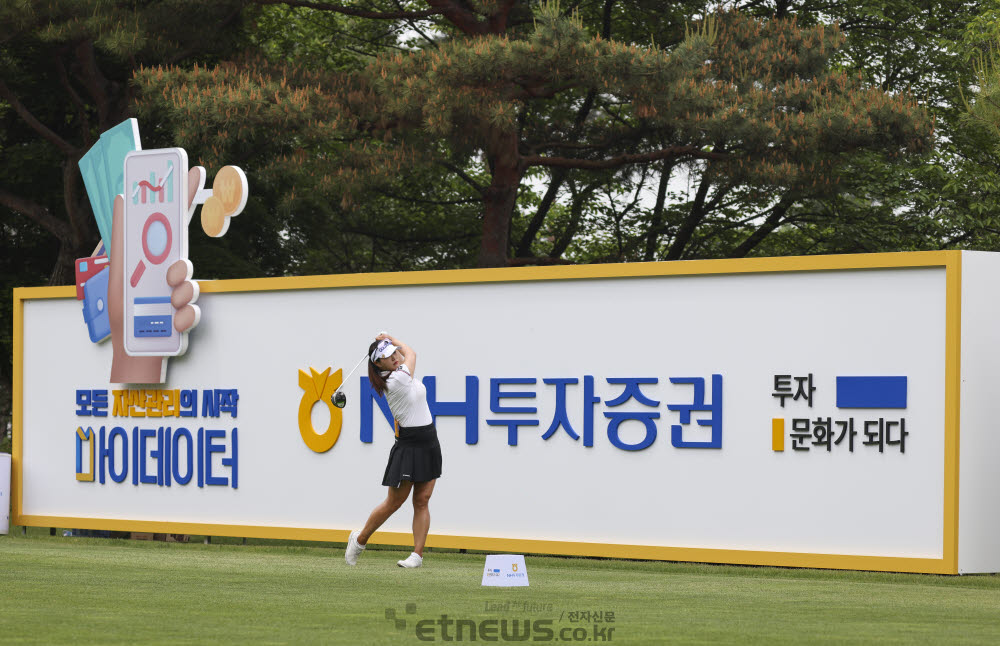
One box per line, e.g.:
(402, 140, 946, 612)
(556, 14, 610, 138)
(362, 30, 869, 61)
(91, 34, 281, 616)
(122, 148, 189, 356)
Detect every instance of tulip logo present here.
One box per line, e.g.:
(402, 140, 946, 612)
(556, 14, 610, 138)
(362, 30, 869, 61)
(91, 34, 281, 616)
(298, 367, 343, 453)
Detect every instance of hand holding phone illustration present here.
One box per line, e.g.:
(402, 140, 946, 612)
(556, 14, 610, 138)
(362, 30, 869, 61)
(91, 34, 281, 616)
(122, 149, 190, 356)
(108, 164, 205, 383)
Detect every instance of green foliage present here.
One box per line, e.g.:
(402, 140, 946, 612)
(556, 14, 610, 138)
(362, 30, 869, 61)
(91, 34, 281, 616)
(966, 2, 1000, 146)
(133, 1, 931, 267)
(803, 0, 1000, 257)
(0, 0, 254, 282)
(577, 0, 993, 263)
(250, 4, 385, 70)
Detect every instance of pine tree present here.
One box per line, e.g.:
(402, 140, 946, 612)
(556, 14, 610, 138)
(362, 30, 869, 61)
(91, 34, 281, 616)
(135, 1, 932, 267)
(0, 0, 249, 284)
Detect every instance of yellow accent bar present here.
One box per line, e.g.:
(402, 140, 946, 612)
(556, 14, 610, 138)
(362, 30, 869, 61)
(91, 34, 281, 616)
(13, 285, 75, 300)
(12, 289, 24, 520)
(75, 427, 95, 482)
(192, 250, 962, 295)
(772, 419, 785, 452)
(13, 251, 960, 301)
(943, 253, 961, 573)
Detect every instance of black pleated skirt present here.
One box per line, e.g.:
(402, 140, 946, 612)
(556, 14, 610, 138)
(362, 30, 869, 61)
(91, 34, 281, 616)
(382, 423, 442, 487)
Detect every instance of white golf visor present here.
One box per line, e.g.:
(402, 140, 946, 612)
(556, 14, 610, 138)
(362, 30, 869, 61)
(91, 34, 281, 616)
(371, 338, 399, 363)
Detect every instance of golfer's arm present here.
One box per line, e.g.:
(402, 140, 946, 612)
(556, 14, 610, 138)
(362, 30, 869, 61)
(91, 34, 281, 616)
(392, 337, 417, 376)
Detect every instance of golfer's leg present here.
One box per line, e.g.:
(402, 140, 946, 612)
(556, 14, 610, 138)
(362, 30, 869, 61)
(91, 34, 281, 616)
(359, 481, 413, 545)
(411, 479, 436, 556)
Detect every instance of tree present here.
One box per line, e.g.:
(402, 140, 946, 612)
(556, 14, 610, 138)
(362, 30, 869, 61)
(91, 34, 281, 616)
(0, 0, 253, 285)
(0, 0, 254, 445)
(134, 0, 932, 267)
(727, 0, 1000, 258)
(966, 2, 1000, 138)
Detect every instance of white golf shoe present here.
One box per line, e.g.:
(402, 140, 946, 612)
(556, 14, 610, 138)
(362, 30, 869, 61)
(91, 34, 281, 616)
(345, 530, 365, 566)
(397, 552, 423, 568)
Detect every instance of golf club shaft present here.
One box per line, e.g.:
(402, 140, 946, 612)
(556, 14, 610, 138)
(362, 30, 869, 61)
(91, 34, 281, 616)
(332, 353, 368, 396)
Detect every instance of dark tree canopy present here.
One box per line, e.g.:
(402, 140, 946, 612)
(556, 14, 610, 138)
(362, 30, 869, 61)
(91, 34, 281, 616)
(0, 0, 251, 285)
(133, 1, 931, 267)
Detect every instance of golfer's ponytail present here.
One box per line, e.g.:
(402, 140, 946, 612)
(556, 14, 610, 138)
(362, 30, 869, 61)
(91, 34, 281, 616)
(367, 341, 387, 397)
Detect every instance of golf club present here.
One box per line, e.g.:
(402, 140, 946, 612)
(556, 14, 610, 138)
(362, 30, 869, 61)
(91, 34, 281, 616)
(330, 353, 368, 409)
(331, 332, 390, 408)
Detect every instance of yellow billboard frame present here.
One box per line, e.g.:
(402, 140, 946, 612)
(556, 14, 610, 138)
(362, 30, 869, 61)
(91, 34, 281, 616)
(12, 251, 961, 574)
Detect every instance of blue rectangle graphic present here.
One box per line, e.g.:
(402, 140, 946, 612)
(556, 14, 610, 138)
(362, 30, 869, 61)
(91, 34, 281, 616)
(134, 296, 172, 305)
(134, 315, 172, 337)
(836, 376, 907, 409)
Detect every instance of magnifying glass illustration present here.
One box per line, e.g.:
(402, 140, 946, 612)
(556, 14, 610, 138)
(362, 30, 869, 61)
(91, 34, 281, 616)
(129, 165, 174, 287)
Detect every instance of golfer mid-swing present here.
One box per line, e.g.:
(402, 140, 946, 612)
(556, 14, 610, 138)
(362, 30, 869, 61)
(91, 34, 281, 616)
(345, 333, 442, 568)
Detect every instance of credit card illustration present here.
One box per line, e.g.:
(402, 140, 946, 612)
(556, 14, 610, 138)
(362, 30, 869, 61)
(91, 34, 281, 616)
(122, 148, 188, 356)
(75, 254, 109, 300)
(133, 296, 173, 337)
(81, 266, 111, 343)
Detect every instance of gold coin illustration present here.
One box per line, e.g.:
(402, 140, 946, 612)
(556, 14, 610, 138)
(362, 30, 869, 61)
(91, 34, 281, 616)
(214, 165, 247, 215)
(201, 195, 229, 237)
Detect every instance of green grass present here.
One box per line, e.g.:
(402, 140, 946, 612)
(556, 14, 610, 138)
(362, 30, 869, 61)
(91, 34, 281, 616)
(1, 530, 1000, 644)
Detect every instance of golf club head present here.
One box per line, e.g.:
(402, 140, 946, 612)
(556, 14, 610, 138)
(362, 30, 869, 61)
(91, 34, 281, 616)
(332, 391, 347, 409)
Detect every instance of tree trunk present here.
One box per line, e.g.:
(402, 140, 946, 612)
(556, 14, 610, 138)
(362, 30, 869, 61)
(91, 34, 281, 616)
(515, 166, 568, 258)
(54, 156, 97, 285)
(478, 131, 522, 268)
(664, 171, 713, 260)
(728, 193, 796, 258)
(644, 161, 673, 261)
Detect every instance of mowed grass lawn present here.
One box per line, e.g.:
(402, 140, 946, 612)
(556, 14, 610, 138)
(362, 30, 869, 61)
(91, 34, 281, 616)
(1, 532, 1000, 644)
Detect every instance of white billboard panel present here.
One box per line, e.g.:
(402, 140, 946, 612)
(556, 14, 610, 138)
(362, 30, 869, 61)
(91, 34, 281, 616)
(16, 251, 992, 573)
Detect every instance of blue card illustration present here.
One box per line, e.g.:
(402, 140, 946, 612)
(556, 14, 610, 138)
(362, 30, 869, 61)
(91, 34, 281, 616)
(82, 266, 111, 343)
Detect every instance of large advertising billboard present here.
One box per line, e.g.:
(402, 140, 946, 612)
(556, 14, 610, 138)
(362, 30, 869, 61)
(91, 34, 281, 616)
(14, 251, 1000, 573)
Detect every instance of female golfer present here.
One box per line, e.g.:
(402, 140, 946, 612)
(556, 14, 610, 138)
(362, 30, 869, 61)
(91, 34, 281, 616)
(345, 333, 442, 568)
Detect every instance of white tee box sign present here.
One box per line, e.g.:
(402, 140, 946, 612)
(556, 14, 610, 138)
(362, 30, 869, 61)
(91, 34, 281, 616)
(483, 555, 529, 587)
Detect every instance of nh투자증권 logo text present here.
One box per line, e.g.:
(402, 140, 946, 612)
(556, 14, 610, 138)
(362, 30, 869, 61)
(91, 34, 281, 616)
(360, 373, 723, 451)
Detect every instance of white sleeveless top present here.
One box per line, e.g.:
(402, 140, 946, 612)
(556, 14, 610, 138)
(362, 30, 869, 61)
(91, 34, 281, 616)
(383, 364, 433, 428)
